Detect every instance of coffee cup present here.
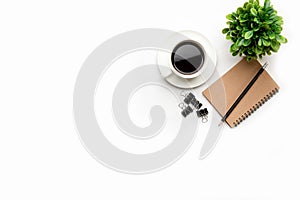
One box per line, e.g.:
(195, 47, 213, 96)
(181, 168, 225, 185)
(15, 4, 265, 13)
(157, 30, 217, 88)
(170, 40, 206, 79)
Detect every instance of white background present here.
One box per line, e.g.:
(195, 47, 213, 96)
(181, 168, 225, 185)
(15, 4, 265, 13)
(1, 0, 299, 199)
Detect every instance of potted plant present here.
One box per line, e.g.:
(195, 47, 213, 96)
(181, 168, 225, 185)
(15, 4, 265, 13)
(222, 0, 287, 61)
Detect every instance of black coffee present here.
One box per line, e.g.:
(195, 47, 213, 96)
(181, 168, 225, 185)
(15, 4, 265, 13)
(171, 41, 205, 75)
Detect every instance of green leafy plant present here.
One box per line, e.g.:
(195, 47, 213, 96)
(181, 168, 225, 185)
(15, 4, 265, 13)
(222, 0, 287, 61)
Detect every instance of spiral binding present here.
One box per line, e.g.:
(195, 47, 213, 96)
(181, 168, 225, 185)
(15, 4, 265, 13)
(233, 88, 279, 127)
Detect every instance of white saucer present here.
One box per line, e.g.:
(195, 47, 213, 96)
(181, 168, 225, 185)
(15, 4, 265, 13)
(157, 30, 217, 89)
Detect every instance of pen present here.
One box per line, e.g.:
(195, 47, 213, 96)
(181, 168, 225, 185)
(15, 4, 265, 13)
(219, 61, 269, 125)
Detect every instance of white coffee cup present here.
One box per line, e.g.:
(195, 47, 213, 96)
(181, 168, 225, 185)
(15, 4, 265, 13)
(157, 30, 217, 88)
(170, 40, 206, 79)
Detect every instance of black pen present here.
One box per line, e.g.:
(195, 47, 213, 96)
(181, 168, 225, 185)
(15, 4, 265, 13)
(219, 61, 269, 126)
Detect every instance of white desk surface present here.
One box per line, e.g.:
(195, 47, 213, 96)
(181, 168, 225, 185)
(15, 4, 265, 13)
(1, 0, 299, 199)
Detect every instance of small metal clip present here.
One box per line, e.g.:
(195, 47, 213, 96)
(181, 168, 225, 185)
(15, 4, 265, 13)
(181, 105, 193, 118)
(183, 92, 195, 105)
(178, 91, 208, 121)
(196, 108, 209, 123)
(201, 115, 208, 123)
(178, 102, 186, 109)
(190, 98, 202, 110)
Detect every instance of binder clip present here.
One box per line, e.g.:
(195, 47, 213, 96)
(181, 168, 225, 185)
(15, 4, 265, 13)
(178, 103, 193, 118)
(178, 91, 208, 122)
(196, 108, 209, 123)
(181, 92, 202, 110)
(182, 92, 195, 104)
(190, 97, 202, 110)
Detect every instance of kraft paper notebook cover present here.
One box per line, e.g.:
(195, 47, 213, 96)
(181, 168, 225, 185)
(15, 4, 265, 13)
(203, 58, 279, 128)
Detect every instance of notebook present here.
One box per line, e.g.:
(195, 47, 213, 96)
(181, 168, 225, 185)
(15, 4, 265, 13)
(203, 58, 279, 128)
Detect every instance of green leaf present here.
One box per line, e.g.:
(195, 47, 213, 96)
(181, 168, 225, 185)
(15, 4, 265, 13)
(243, 39, 251, 46)
(254, 26, 260, 32)
(250, 8, 257, 16)
(266, 8, 274, 15)
(239, 18, 247, 23)
(269, 13, 277, 19)
(264, 0, 271, 8)
(226, 32, 231, 40)
(266, 19, 273, 24)
(246, 3, 253, 11)
(274, 26, 283, 34)
(236, 38, 245, 47)
(232, 12, 237, 18)
(232, 30, 238, 34)
(268, 31, 275, 39)
(275, 19, 284, 26)
(258, 38, 263, 46)
(237, 7, 244, 15)
(230, 43, 238, 52)
(226, 14, 235, 20)
(232, 51, 239, 56)
(255, 47, 262, 54)
(244, 30, 254, 39)
(262, 38, 271, 46)
(276, 35, 288, 43)
(258, 8, 264, 17)
(271, 40, 280, 52)
(246, 56, 252, 62)
(238, 14, 248, 22)
(236, 26, 243, 30)
(222, 28, 229, 34)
